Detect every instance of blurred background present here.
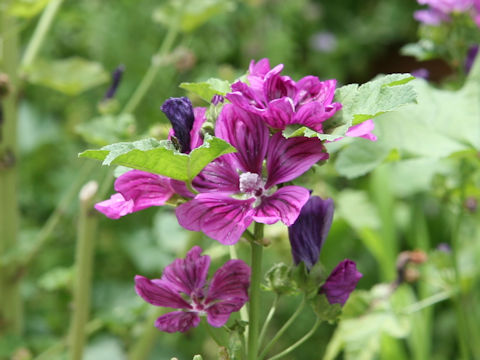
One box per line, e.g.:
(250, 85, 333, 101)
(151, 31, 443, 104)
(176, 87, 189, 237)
(1, 0, 479, 359)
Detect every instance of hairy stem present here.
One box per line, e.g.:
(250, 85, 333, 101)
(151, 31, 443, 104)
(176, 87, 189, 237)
(266, 318, 321, 360)
(0, 11, 22, 336)
(21, 0, 64, 69)
(68, 181, 99, 360)
(259, 295, 306, 359)
(247, 223, 264, 360)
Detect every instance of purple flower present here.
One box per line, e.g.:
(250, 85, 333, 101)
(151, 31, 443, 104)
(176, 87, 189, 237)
(103, 65, 125, 100)
(135, 246, 250, 333)
(414, 0, 479, 26)
(310, 32, 338, 53)
(320, 259, 362, 306)
(161, 97, 196, 153)
(465, 45, 479, 73)
(288, 196, 334, 271)
(411, 68, 430, 79)
(226, 59, 342, 133)
(176, 104, 329, 245)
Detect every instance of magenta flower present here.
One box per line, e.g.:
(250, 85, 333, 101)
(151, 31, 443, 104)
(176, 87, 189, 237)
(288, 196, 334, 271)
(175, 104, 329, 245)
(95, 98, 205, 219)
(414, 0, 480, 26)
(226, 59, 342, 133)
(135, 246, 250, 333)
(319, 259, 363, 306)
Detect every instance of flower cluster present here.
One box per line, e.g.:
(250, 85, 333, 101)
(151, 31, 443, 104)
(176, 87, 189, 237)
(414, 0, 480, 26)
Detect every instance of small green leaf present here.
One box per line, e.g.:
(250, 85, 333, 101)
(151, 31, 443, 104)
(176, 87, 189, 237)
(76, 114, 135, 146)
(263, 263, 299, 295)
(7, 0, 52, 18)
(180, 78, 231, 102)
(79, 135, 236, 182)
(24, 57, 109, 95)
(282, 124, 344, 141)
(311, 295, 342, 323)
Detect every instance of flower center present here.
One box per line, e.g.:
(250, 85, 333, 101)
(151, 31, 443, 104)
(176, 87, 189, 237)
(239, 172, 264, 196)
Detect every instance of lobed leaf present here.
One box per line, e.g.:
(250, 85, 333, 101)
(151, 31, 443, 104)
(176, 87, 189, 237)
(180, 78, 231, 102)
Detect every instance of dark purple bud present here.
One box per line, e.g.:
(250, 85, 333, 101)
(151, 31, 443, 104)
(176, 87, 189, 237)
(320, 259, 362, 306)
(211, 94, 225, 105)
(411, 68, 429, 80)
(288, 196, 334, 271)
(465, 45, 479, 74)
(103, 65, 125, 100)
(161, 97, 195, 153)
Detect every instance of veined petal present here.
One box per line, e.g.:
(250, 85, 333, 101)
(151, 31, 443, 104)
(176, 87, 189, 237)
(320, 259, 363, 306)
(206, 302, 243, 328)
(265, 133, 329, 188)
(162, 246, 211, 297)
(114, 170, 174, 211)
(345, 119, 377, 141)
(253, 186, 310, 226)
(216, 104, 269, 174)
(94, 193, 134, 219)
(227, 81, 266, 114)
(288, 196, 334, 270)
(161, 97, 195, 153)
(190, 107, 206, 149)
(295, 77, 337, 106)
(134, 275, 191, 309)
(155, 311, 200, 333)
(206, 260, 251, 304)
(264, 97, 295, 130)
(176, 194, 255, 245)
(193, 156, 240, 194)
(264, 66, 296, 102)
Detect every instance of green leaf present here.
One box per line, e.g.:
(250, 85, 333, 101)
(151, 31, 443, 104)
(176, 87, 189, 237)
(282, 124, 344, 141)
(78, 135, 236, 182)
(153, 0, 235, 32)
(24, 57, 109, 95)
(7, 0, 52, 18)
(180, 78, 231, 102)
(311, 295, 342, 323)
(335, 73, 417, 127)
(75, 114, 135, 146)
(263, 263, 299, 295)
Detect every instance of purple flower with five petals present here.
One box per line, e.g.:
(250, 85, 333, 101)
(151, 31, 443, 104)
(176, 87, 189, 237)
(175, 104, 329, 245)
(135, 246, 250, 333)
(227, 59, 342, 133)
(319, 259, 362, 306)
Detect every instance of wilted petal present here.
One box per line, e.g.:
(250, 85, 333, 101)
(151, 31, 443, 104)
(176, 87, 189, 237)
(345, 120, 377, 141)
(114, 170, 174, 211)
(253, 186, 310, 226)
(216, 104, 269, 174)
(320, 260, 363, 306)
(265, 133, 329, 188)
(288, 196, 334, 270)
(176, 194, 255, 245)
(134, 275, 191, 309)
(155, 311, 200, 333)
(162, 246, 211, 297)
(95, 193, 133, 219)
(161, 97, 195, 153)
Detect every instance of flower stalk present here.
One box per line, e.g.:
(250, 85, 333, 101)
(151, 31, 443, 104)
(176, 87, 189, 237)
(69, 181, 99, 360)
(0, 11, 22, 336)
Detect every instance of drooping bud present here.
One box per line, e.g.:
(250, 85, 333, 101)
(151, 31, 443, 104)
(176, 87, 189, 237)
(161, 97, 195, 153)
(103, 65, 125, 100)
(319, 260, 362, 306)
(288, 196, 334, 271)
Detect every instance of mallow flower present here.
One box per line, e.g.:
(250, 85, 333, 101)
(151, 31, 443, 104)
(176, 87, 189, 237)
(288, 196, 334, 271)
(414, 0, 480, 26)
(319, 259, 363, 306)
(175, 104, 329, 245)
(135, 246, 250, 333)
(95, 97, 205, 219)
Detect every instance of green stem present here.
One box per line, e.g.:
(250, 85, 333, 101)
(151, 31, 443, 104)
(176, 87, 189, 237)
(266, 318, 321, 360)
(247, 223, 264, 360)
(20, 0, 64, 69)
(122, 27, 178, 114)
(68, 181, 99, 360)
(259, 296, 306, 360)
(128, 308, 165, 360)
(0, 11, 22, 336)
(258, 295, 279, 348)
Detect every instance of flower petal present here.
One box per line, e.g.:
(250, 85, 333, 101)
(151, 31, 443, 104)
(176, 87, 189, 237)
(320, 260, 363, 306)
(161, 97, 195, 153)
(265, 133, 329, 188)
(253, 186, 310, 226)
(206, 302, 243, 328)
(288, 196, 334, 270)
(216, 104, 269, 174)
(114, 170, 174, 211)
(94, 193, 134, 219)
(295, 77, 337, 106)
(193, 156, 240, 194)
(264, 66, 296, 102)
(345, 119, 377, 141)
(155, 311, 200, 333)
(264, 97, 295, 130)
(190, 107, 206, 149)
(176, 194, 255, 245)
(134, 275, 191, 309)
(161, 246, 211, 297)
